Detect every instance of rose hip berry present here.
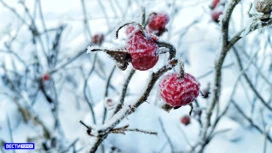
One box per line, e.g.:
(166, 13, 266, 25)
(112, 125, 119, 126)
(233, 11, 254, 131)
(212, 10, 223, 22)
(211, 0, 220, 9)
(42, 74, 50, 81)
(92, 34, 104, 45)
(181, 115, 191, 125)
(147, 12, 169, 36)
(159, 73, 200, 107)
(127, 26, 159, 71)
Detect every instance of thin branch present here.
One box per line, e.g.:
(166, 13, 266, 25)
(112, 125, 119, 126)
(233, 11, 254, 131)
(159, 118, 174, 153)
(231, 99, 272, 143)
(157, 41, 176, 60)
(102, 66, 116, 124)
(83, 55, 97, 124)
(113, 69, 136, 114)
(233, 47, 272, 111)
(88, 59, 178, 153)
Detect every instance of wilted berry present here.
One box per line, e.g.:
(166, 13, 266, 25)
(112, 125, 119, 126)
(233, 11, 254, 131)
(159, 73, 200, 107)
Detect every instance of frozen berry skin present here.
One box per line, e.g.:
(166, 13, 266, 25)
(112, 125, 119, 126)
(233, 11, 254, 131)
(147, 12, 169, 35)
(159, 73, 200, 107)
(211, 0, 220, 9)
(126, 25, 136, 35)
(127, 29, 159, 71)
(181, 115, 191, 125)
(92, 34, 104, 45)
(211, 10, 223, 22)
(42, 74, 50, 81)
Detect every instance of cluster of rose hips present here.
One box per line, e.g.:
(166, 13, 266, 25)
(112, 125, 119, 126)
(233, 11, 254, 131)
(88, 12, 200, 111)
(210, 0, 225, 22)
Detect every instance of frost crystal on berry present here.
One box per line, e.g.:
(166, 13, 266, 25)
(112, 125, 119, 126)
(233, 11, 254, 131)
(159, 73, 200, 107)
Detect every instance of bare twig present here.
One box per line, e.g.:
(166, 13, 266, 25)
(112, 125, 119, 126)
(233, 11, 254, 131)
(102, 66, 117, 124)
(159, 118, 174, 153)
(113, 69, 136, 114)
(88, 59, 178, 153)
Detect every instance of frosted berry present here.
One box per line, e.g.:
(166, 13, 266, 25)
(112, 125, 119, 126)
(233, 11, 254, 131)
(147, 12, 169, 36)
(127, 27, 159, 71)
(181, 115, 191, 125)
(42, 74, 50, 81)
(159, 73, 200, 107)
(211, 0, 220, 9)
(212, 10, 223, 22)
(92, 34, 104, 45)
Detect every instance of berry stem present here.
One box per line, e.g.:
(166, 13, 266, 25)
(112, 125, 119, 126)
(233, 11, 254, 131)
(157, 41, 176, 60)
(179, 60, 185, 78)
(115, 22, 143, 39)
(141, 7, 146, 26)
(161, 103, 173, 112)
(189, 103, 193, 116)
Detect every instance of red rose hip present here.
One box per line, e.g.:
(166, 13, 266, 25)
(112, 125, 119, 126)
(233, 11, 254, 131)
(181, 115, 191, 125)
(159, 73, 200, 107)
(212, 10, 223, 22)
(42, 74, 50, 81)
(147, 12, 169, 36)
(127, 26, 159, 71)
(211, 0, 220, 9)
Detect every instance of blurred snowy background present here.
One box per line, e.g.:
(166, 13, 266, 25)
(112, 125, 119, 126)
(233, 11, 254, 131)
(0, 0, 272, 153)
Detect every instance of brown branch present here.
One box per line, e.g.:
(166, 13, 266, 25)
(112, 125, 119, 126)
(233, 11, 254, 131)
(102, 66, 117, 124)
(113, 69, 136, 114)
(88, 59, 178, 153)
